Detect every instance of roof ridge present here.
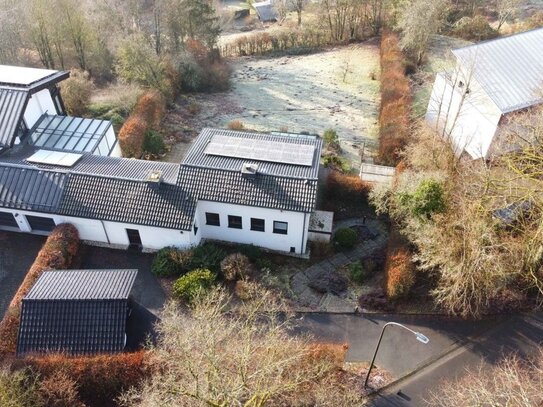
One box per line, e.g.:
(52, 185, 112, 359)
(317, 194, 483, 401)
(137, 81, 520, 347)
(179, 162, 319, 181)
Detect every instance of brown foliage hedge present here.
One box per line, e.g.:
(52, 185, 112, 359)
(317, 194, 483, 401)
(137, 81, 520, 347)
(118, 90, 166, 158)
(0, 224, 80, 358)
(385, 230, 415, 300)
(17, 351, 150, 407)
(378, 32, 411, 166)
(324, 170, 372, 210)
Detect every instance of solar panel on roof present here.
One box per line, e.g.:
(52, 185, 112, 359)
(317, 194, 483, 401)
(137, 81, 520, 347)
(27, 150, 82, 167)
(204, 134, 315, 166)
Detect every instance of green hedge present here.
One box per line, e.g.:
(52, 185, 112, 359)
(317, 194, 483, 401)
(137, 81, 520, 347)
(173, 269, 216, 302)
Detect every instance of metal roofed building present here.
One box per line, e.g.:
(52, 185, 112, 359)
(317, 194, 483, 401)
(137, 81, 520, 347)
(16, 269, 137, 356)
(253, 0, 278, 22)
(0, 128, 323, 255)
(426, 28, 543, 159)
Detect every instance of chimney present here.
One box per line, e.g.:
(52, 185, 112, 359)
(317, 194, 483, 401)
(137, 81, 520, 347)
(241, 163, 258, 179)
(147, 170, 163, 190)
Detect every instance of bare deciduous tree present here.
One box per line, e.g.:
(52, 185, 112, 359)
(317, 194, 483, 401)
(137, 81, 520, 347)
(120, 286, 363, 407)
(496, 0, 521, 30)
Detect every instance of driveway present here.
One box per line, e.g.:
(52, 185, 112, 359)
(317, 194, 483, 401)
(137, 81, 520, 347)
(0, 231, 45, 318)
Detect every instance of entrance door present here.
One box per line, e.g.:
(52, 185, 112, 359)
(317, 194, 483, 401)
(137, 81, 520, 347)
(126, 229, 142, 249)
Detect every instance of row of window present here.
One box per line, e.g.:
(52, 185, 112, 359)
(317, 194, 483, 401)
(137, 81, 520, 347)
(0, 211, 56, 232)
(205, 212, 288, 235)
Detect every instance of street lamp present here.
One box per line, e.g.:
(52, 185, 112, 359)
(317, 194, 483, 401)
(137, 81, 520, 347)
(364, 322, 429, 388)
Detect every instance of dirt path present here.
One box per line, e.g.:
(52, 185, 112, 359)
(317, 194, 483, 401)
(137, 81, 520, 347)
(162, 40, 381, 166)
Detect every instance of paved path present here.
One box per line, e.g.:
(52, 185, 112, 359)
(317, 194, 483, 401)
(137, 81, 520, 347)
(368, 312, 543, 406)
(291, 218, 388, 312)
(294, 313, 499, 379)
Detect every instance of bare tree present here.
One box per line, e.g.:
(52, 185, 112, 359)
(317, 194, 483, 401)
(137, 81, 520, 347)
(120, 286, 363, 407)
(396, 0, 448, 65)
(290, 0, 307, 25)
(428, 349, 543, 406)
(496, 0, 521, 30)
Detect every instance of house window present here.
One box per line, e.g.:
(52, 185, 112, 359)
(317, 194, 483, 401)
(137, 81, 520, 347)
(273, 221, 288, 235)
(290, 247, 296, 253)
(25, 215, 56, 232)
(206, 212, 220, 226)
(194, 224, 198, 235)
(0, 211, 18, 228)
(250, 218, 265, 232)
(228, 215, 242, 229)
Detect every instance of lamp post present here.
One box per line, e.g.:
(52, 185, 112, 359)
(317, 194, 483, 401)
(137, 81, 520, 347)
(364, 322, 429, 388)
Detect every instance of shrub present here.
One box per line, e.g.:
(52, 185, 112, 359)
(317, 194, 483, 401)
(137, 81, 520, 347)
(322, 154, 350, 173)
(151, 247, 193, 277)
(190, 243, 227, 274)
(523, 11, 543, 30)
(173, 269, 216, 302)
(220, 253, 251, 281)
(385, 231, 415, 300)
(37, 370, 84, 407)
(349, 261, 366, 284)
(20, 351, 149, 407)
(143, 130, 165, 155)
(333, 227, 358, 250)
(0, 366, 40, 407)
(238, 244, 262, 262)
(60, 69, 93, 116)
(255, 257, 275, 271)
(228, 120, 244, 130)
(118, 91, 166, 158)
(234, 279, 259, 300)
(324, 171, 371, 206)
(453, 16, 499, 41)
(398, 179, 447, 218)
(118, 116, 146, 158)
(0, 224, 80, 358)
(323, 128, 340, 152)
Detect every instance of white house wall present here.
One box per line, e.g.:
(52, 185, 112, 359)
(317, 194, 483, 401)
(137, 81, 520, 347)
(426, 72, 502, 159)
(0, 208, 192, 251)
(195, 201, 310, 254)
(23, 89, 57, 129)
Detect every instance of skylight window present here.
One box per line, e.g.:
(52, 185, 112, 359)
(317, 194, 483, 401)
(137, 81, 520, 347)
(27, 149, 82, 167)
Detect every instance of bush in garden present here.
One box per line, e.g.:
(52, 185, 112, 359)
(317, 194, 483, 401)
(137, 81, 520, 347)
(324, 171, 371, 207)
(322, 154, 350, 173)
(118, 115, 147, 158)
(238, 244, 262, 262)
(0, 366, 40, 406)
(37, 370, 84, 407)
(60, 69, 93, 116)
(190, 243, 227, 274)
(398, 179, 447, 218)
(151, 247, 193, 277)
(385, 231, 415, 300)
(173, 269, 216, 302)
(220, 253, 251, 281)
(118, 90, 166, 158)
(143, 130, 165, 155)
(0, 224, 80, 358)
(227, 120, 244, 130)
(453, 16, 499, 41)
(323, 128, 340, 152)
(349, 262, 366, 284)
(234, 279, 259, 301)
(333, 227, 358, 250)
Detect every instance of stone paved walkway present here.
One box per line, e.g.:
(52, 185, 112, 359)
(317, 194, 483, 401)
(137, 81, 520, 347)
(291, 218, 388, 312)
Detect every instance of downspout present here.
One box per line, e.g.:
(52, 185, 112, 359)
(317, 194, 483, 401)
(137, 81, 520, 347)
(100, 220, 111, 245)
(300, 212, 307, 255)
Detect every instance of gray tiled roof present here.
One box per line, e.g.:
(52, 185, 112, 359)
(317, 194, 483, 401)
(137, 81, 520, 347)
(183, 128, 321, 179)
(58, 172, 195, 229)
(0, 145, 179, 184)
(453, 28, 543, 113)
(0, 164, 66, 212)
(0, 88, 27, 148)
(17, 269, 137, 356)
(179, 166, 317, 213)
(0, 128, 321, 230)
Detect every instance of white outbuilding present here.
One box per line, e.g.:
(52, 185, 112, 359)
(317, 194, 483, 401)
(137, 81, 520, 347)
(425, 28, 543, 159)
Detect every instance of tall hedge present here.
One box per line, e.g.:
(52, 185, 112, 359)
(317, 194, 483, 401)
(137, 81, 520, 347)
(118, 90, 166, 158)
(378, 32, 411, 166)
(0, 224, 80, 358)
